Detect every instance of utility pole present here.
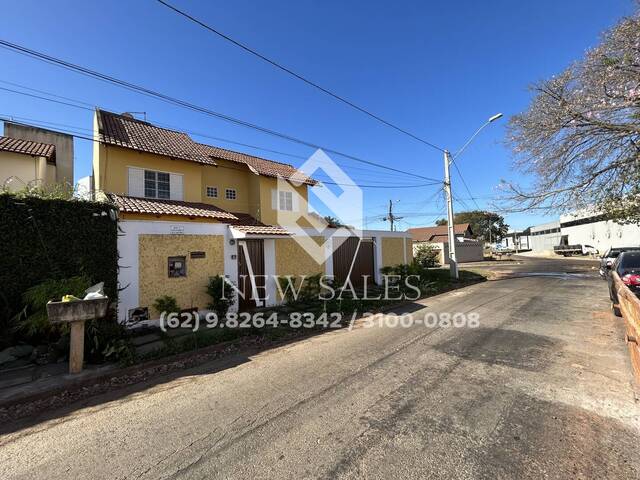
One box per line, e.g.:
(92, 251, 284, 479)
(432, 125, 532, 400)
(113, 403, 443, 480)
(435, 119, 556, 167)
(383, 200, 402, 232)
(443, 150, 458, 279)
(440, 113, 503, 278)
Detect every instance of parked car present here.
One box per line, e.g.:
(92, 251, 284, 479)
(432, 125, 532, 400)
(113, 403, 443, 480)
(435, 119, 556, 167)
(553, 244, 598, 256)
(607, 251, 640, 316)
(599, 246, 640, 278)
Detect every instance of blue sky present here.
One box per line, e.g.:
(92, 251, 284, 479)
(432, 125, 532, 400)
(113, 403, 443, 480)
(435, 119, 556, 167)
(0, 0, 634, 230)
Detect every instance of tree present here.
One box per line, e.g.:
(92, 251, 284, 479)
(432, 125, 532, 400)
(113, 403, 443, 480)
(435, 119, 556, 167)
(503, 11, 640, 222)
(454, 210, 508, 241)
(434, 211, 508, 241)
(323, 216, 345, 228)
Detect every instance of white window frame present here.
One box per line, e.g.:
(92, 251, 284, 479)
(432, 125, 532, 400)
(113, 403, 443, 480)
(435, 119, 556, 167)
(144, 170, 170, 200)
(225, 188, 237, 200)
(206, 186, 218, 198)
(278, 190, 293, 211)
(128, 166, 183, 200)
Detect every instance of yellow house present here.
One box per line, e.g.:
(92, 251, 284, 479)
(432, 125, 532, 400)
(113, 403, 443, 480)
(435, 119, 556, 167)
(91, 109, 412, 320)
(0, 135, 57, 192)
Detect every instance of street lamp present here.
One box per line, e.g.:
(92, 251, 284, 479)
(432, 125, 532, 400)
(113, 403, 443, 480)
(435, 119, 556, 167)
(444, 113, 503, 279)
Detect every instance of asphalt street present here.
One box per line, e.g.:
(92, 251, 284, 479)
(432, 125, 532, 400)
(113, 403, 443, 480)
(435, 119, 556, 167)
(1, 256, 638, 479)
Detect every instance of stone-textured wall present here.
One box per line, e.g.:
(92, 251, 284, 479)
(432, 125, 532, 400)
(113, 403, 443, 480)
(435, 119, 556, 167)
(381, 237, 406, 267)
(139, 234, 224, 316)
(275, 235, 325, 287)
(405, 238, 414, 262)
(275, 237, 325, 277)
(274, 237, 325, 300)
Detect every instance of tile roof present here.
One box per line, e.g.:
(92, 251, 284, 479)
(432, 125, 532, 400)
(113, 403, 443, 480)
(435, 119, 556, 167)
(96, 109, 316, 184)
(428, 234, 449, 243)
(0, 135, 56, 162)
(408, 223, 472, 242)
(109, 194, 238, 220)
(228, 212, 291, 235)
(109, 194, 290, 235)
(197, 144, 317, 185)
(97, 110, 216, 165)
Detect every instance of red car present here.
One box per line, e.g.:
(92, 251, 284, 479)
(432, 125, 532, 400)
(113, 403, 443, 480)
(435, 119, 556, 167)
(608, 251, 640, 316)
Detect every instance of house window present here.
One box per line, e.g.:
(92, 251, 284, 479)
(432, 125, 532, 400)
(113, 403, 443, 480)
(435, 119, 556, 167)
(278, 191, 293, 211)
(144, 170, 170, 199)
(225, 188, 237, 200)
(206, 186, 218, 198)
(168, 256, 187, 277)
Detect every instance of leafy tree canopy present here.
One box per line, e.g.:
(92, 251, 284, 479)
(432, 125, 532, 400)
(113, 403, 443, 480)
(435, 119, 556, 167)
(323, 216, 345, 228)
(435, 211, 508, 241)
(503, 10, 640, 223)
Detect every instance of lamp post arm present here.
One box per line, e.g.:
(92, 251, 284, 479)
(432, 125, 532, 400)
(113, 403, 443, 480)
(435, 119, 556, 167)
(452, 120, 491, 161)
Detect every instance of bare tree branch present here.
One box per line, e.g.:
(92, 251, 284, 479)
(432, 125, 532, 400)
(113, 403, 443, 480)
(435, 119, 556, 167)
(502, 11, 640, 222)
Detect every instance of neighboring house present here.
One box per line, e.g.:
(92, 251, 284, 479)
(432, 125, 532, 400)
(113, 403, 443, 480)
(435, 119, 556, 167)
(92, 110, 412, 321)
(0, 135, 57, 192)
(407, 223, 473, 244)
(0, 122, 74, 193)
(408, 223, 482, 264)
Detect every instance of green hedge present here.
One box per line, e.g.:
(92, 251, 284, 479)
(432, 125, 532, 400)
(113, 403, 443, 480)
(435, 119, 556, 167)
(0, 193, 118, 344)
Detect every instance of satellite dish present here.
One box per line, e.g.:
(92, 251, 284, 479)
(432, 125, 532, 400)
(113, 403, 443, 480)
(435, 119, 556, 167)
(247, 164, 260, 175)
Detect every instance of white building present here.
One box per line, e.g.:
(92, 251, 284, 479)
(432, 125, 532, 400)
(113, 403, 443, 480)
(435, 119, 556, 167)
(529, 221, 561, 253)
(526, 212, 640, 254)
(501, 230, 530, 251)
(559, 212, 640, 252)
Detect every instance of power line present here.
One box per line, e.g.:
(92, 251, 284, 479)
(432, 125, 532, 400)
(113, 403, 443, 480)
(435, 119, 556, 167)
(0, 112, 426, 186)
(319, 180, 439, 189)
(451, 159, 481, 210)
(0, 83, 431, 182)
(0, 116, 441, 190)
(0, 79, 95, 108)
(0, 39, 440, 183)
(155, 0, 444, 153)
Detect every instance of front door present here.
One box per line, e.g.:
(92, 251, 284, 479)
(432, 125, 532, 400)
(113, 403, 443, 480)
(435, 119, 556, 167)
(237, 239, 265, 311)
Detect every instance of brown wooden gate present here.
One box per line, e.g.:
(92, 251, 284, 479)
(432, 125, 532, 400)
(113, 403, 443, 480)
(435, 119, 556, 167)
(237, 239, 265, 311)
(332, 237, 375, 286)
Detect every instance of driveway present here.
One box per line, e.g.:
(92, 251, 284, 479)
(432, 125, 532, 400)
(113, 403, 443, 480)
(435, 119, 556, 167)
(1, 257, 638, 479)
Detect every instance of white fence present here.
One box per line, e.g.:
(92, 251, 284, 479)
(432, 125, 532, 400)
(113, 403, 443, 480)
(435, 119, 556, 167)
(414, 240, 484, 264)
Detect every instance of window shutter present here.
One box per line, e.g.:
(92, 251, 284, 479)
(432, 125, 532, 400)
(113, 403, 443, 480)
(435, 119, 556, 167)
(291, 191, 299, 211)
(271, 189, 277, 210)
(169, 174, 183, 200)
(128, 167, 144, 197)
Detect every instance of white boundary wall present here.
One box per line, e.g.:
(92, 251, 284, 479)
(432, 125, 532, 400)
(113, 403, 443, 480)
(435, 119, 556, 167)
(413, 240, 483, 264)
(117, 220, 411, 321)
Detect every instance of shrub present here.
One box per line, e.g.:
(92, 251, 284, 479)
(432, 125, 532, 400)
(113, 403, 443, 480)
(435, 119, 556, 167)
(380, 263, 438, 296)
(0, 193, 118, 347)
(14, 276, 91, 341)
(414, 243, 440, 268)
(152, 295, 180, 315)
(207, 275, 235, 317)
(12, 275, 135, 365)
(85, 318, 135, 366)
(277, 274, 336, 306)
